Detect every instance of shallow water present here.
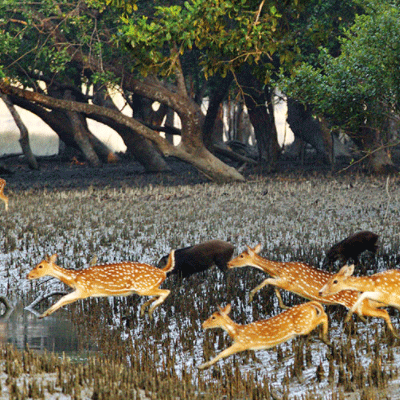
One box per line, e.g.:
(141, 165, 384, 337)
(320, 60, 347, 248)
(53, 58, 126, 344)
(0, 305, 83, 355)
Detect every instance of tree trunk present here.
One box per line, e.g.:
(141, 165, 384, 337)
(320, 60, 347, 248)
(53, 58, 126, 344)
(122, 67, 245, 182)
(93, 88, 170, 172)
(0, 82, 245, 182)
(8, 93, 114, 164)
(356, 126, 397, 173)
(237, 69, 281, 171)
(63, 91, 101, 167)
(318, 116, 334, 165)
(287, 98, 331, 165)
(164, 108, 175, 144)
(27, 14, 243, 181)
(202, 74, 233, 150)
(1, 94, 39, 170)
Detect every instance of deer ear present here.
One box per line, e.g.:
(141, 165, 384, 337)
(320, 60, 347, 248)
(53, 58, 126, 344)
(344, 264, 355, 277)
(218, 304, 231, 315)
(44, 254, 50, 262)
(246, 245, 255, 257)
(254, 243, 262, 254)
(49, 254, 58, 263)
(338, 264, 354, 277)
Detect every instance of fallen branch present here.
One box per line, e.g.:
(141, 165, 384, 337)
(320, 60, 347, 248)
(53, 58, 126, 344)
(337, 140, 400, 173)
(214, 143, 258, 165)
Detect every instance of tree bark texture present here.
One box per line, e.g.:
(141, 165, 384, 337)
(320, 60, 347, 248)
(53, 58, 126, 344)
(1, 94, 39, 170)
(202, 74, 233, 150)
(93, 89, 170, 172)
(237, 69, 281, 171)
(9, 94, 114, 163)
(0, 83, 245, 182)
(286, 98, 331, 165)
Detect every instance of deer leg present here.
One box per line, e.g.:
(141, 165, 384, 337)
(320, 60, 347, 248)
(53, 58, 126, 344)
(345, 292, 380, 323)
(249, 279, 270, 302)
(366, 306, 399, 339)
(198, 342, 245, 370)
(317, 313, 332, 347)
(147, 289, 170, 319)
(140, 298, 156, 317)
(249, 278, 279, 302)
(356, 297, 400, 338)
(139, 288, 170, 319)
(274, 288, 290, 310)
(40, 290, 86, 318)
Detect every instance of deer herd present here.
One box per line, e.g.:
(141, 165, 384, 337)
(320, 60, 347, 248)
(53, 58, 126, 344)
(2, 178, 400, 370)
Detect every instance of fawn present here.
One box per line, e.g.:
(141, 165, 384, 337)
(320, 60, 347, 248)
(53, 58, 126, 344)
(198, 301, 330, 370)
(0, 178, 8, 211)
(319, 263, 400, 335)
(228, 244, 398, 336)
(27, 252, 175, 319)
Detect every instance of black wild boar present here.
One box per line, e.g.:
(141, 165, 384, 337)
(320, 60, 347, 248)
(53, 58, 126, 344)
(323, 231, 379, 267)
(157, 240, 234, 278)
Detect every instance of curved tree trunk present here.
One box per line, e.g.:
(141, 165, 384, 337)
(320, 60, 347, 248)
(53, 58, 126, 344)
(1, 94, 39, 170)
(237, 68, 281, 171)
(8, 93, 114, 164)
(93, 88, 170, 172)
(63, 90, 102, 167)
(202, 74, 233, 150)
(287, 98, 331, 165)
(1, 82, 245, 182)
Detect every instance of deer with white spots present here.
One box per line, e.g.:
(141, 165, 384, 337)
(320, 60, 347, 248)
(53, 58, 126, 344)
(198, 301, 330, 370)
(0, 178, 8, 211)
(27, 252, 175, 319)
(319, 264, 400, 336)
(228, 244, 398, 337)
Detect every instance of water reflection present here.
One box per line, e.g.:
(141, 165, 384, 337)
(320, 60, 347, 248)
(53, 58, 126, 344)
(1, 305, 81, 354)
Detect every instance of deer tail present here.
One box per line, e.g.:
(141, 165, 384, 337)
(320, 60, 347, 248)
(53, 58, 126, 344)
(162, 250, 176, 274)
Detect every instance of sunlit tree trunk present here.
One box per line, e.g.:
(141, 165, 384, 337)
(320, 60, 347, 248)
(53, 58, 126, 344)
(1, 94, 39, 169)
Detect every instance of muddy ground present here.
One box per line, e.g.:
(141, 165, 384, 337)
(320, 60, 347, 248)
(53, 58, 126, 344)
(1, 154, 400, 399)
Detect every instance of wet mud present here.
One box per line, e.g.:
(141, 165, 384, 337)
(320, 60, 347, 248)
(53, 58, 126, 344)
(1, 157, 400, 399)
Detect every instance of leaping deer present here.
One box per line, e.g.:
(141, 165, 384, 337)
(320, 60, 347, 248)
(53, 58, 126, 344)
(27, 252, 175, 319)
(228, 244, 398, 337)
(198, 301, 330, 370)
(319, 264, 400, 333)
(0, 178, 8, 212)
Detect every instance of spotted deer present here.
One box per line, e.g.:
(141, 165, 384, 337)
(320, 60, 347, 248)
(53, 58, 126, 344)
(319, 264, 400, 336)
(198, 301, 330, 370)
(228, 244, 398, 337)
(27, 252, 175, 319)
(0, 178, 8, 211)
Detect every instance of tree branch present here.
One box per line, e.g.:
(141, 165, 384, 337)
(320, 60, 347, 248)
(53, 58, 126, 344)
(0, 82, 179, 157)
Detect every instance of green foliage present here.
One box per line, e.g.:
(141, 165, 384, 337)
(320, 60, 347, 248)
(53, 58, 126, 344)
(0, 0, 121, 88)
(281, 0, 400, 134)
(117, 0, 305, 81)
(1, 0, 357, 92)
(104, 0, 137, 14)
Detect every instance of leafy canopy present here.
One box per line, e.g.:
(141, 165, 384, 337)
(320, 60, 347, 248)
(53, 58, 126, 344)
(111, 0, 307, 82)
(281, 0, 400, 133)
(0, 0, 120, 87)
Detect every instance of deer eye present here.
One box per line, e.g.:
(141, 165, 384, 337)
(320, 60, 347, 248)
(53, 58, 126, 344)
(333, 279, 338, 284)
